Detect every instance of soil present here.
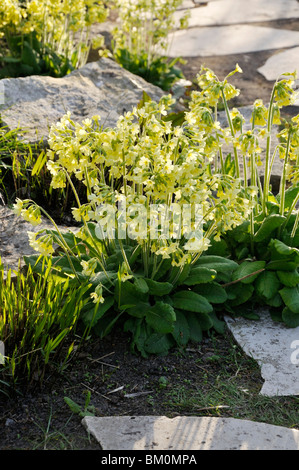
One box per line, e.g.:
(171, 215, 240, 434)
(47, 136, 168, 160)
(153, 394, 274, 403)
(1, 17, 299, 452)
(0, 328, 265, 451)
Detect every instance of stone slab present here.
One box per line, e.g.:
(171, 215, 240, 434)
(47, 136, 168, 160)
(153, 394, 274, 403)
(0, 58, 165, 145)
(167, 25, 299, 57)
(0, 206, 78, 274)
(258, 46, 299, 83)
(225, 310, 299, 397)
(173, 0, 299, 28)
(82, 415, 299, 450)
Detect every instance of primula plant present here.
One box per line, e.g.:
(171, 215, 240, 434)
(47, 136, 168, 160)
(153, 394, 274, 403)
(14, 67, 256, 357)
(0, 0, 108, 78)
(110, 0, 189, 90)
(13, 65, 299, 356)
(192, 67, 299, 327)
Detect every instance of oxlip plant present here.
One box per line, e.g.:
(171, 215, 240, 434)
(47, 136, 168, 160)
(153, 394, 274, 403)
(191, 66, 299, 327)
(13, 65, 299, 357)
(0, 0, 108, 78)
(14, 68, 256, 356)
(110, 0, 190, 90)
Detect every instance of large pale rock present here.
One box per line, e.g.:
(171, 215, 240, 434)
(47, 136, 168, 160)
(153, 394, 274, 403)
(173, 0, 299, 28)
(258, 47, 299, 83)
(167, 25, 299, 57)
(225, 310, 299, 397)
(0, 206, 77, 274)
(82, 415, 299, 450)
(0, 58, 165, 145)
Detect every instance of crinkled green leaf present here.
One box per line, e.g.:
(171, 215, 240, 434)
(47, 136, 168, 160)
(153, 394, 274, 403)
(232, 260, 266, 284)
(145, 301, 176, 334)
(282, 307, 299, 328)
(279, 286, 299, 313)
(182, 266, 217, 285)
(172, 290, 213, 314)
(193, 282, 227, 304)
(255, 271, 280, 300)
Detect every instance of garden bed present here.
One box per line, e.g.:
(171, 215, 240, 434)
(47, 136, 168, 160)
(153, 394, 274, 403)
(1, 13, 299, 452)
(1, 326, 298, 451)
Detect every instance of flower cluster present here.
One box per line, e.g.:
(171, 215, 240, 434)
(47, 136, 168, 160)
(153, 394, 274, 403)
(0, 0, 108, 68)
(43, 85, 255, 261)
(111, 0, 189, 66)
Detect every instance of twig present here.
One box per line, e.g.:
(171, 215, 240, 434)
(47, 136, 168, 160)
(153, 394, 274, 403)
(81, 382, 112, 401)
(124, 391, 154, 398)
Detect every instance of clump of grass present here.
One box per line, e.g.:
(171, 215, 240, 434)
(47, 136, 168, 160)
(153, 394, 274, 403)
(0, 257, 95, 395)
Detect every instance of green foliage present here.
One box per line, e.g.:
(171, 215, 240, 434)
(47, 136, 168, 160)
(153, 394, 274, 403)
(114, 48, 185, 91)
(0, 258, 96, 393)
(24, 233, 232, 357)
(64, 392, 96, 417)
(111, 0, 189, 90)
(0, 32, 76, 78)
(13, 65, 299, 361)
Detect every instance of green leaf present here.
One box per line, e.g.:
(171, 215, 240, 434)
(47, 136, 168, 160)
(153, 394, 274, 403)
(144, 332, 174, 355)
(278, 185, 299, 211)
(282, 307, 299, 327)
(224, 153, 235, 176)
(209, 311, 226, 334)
(226, 283, 254, 306)
(254, 215, 286, 242)
(134, 277, 149, 294)
(81, 296, 114, 327)
(279, 286, 299, 313)
(172, 290, 213, 314)
(277, 270, 299, 287)
(172, 310, 190, 346)
(64, 397, 82, 415)
(266, 292, 283, 308)
(127, 301, 151, 318)
(194, 255, 238, 273)
(185, 312, 203, 342)
(145, 301, 176, 334)
(269, 239, 299, 263)
(145, 278, 173, 296)
(255, 271, 280, 300)
(182, 266, 217, 285)
(232, 260, 266, 284)
(196, 312, 214, 331)
(31, 151, 47, 176)
(115, 280, 148, 309)
(193, 282, 227, 304)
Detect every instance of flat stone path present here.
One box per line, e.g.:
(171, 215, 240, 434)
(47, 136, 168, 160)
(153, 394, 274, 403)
(167, 25, 299, 57)
(225, 311, 299, 397)
(167, 0, 299, 89)
(82, 415, 299, 450)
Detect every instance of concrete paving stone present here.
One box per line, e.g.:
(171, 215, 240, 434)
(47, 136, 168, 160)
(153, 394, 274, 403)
(167, 25, 299, 57)
(82, 415, 299, 450)
(257, 46, 299, 105)
(173, 0, 299, 28)
(225, 310, 299, 397)
(257, 46, 299, 81)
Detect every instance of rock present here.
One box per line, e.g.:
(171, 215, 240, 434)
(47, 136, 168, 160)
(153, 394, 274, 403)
(225, 310, 299, 397)
(0, 58, 165, 145)
(166, 25, 299, 58)
(173, 0, 299, 28)
(0, 205, 77, 274)
(82, 415, 299, 450)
